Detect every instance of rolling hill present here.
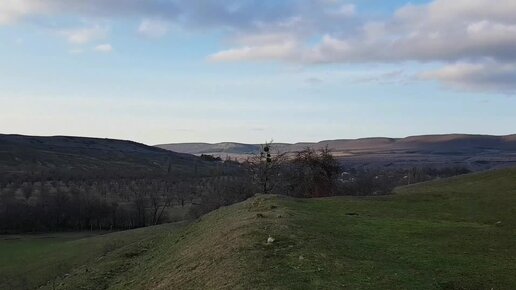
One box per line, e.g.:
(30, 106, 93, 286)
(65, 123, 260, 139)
(0, 134, 212, 180)
(157, 134, 516, 170)
(3, 167, 515, 289)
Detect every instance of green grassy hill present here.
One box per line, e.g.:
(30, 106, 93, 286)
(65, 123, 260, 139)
(2, 168, 515, 289)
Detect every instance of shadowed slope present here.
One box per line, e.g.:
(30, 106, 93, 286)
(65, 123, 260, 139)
(0, 134, 209, 179)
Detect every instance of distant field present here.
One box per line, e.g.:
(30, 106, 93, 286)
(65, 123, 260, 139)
(1, 168, 515, 289)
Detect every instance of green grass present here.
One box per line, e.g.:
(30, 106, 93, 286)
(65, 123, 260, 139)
(250, 168, 516, 289)
(2, 168, 515, 289)
(0, 224, 187, 289)
(0, 232, 101, 283)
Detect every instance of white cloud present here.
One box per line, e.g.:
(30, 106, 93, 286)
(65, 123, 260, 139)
(206, 0, 516, 65)
(138, 19, 169, 38)
(209, 41, 299, 62)
(0, 0, 50, 24)
(94, 44, 113, 53)
(60, 25, 108, 44)
(353, 70, 406, 84)
(306, 0, 516, 64)
(0, 0, 181, 24)
(205, 0, 516, 93)
(3, 0, 516, 93)
(421, 62, 516, 93)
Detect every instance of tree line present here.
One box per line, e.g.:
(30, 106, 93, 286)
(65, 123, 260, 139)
(0, 174, 251, 233)
(0, 142, 471, 233)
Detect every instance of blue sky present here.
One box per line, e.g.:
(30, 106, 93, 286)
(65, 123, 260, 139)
(1, 0, 515, 144)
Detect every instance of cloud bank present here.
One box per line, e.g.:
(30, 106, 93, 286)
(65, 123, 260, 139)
(421, 62, 516, 93)
(1, 0, 516, 93)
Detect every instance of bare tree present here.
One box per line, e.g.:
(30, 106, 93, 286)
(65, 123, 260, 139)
(285, 147, 340, 197)
(245, 141, 286, 195)
(149, 181, 174, 225)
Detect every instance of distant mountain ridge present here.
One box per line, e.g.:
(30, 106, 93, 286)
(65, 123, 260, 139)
(157, 134, 516, 154)
(159, 142, 260, 155)
(156, 134, 516, 170)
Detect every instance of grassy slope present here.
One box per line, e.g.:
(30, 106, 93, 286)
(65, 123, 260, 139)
(0, 224, 187, 289)
(2, 168, 515, 289)
(255, 168, 516, 289)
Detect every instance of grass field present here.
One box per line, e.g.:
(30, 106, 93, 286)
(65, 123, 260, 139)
(1, 168, 515, 289)
(0, 224, 188, 289)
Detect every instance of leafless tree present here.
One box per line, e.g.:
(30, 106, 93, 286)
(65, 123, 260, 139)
(244, 141, 286, 195)
(149, 181, 174, 225)
(284, 147, 340, 197)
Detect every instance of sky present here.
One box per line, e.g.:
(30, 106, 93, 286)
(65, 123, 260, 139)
(0, 0, 515, 145)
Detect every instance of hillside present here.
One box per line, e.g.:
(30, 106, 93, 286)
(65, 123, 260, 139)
(2, 167, 515, 289)
(0, 134, 248, 233)
(157, 134, 516, 170)
(0, 134, 210, 179)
